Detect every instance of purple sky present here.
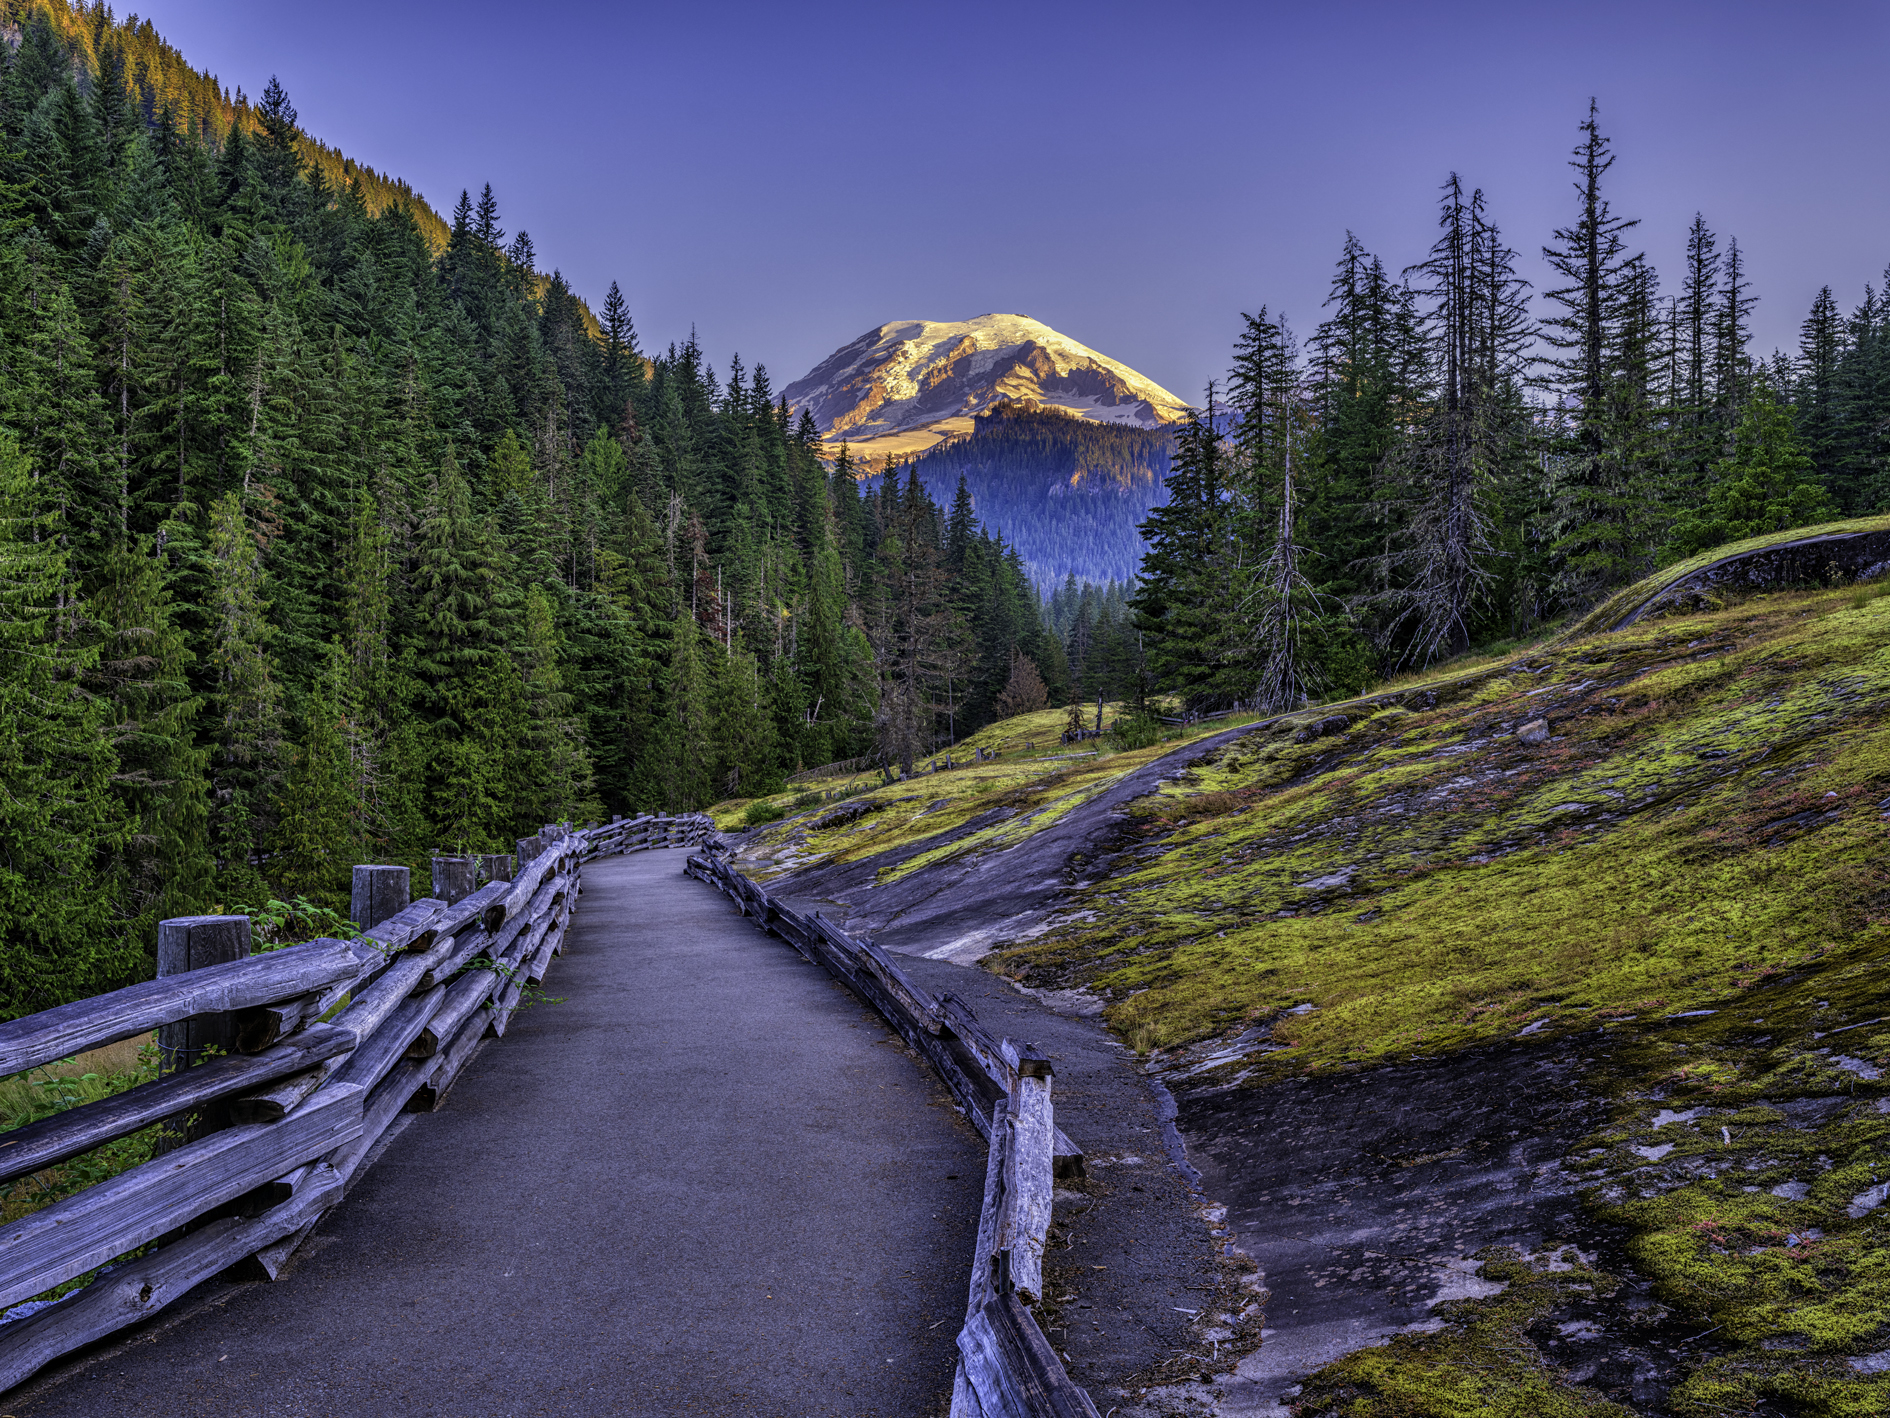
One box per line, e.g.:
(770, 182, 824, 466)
(140, 0, 1890, 403)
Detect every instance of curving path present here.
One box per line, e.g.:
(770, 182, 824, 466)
(11, 849, 983, 1417)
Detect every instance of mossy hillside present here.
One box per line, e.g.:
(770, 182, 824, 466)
(1287, 966, 1890, 1417)
(972, 582, 1890, 1415)
(719, 704, 1277, 882)
(1296, 1250, 1635, 1418)
(995, 584, 1890, 1071)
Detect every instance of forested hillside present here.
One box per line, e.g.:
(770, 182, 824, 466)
(1132, 108, 1890, 715)
(0, 8, 1065, 1016)
(879, 403, 1173, 585)
(1, 0, 447, 246)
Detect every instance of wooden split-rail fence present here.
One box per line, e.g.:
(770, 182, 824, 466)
(685, 848, 1102, 1418)
(0, 812, 713, 1394)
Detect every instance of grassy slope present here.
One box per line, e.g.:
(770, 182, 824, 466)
(986, 585, 1890, 1414)
(1008, 582, 1890, 1068)
(723, 521, 1890, 1415)
(718, 704, 1272, 883)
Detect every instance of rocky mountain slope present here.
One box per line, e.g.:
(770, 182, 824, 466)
(783, 314, 1189, 461)
(716, 516, 1890, 1417)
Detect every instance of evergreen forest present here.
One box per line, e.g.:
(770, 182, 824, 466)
(884, 403, 1174, 586)
(1134, 106, 1890, 712)
(0, 3, 1064, 1016)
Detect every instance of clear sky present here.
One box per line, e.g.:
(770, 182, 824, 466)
(137, 0, 1890, 404)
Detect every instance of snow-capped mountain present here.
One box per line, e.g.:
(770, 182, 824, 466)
(783, 314, 1189, 459)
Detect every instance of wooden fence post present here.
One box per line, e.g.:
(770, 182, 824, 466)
(431, 857, 476, 905)
(517, 835, 544, 868)
(154, 915, 252, 1146)
(478, 853, 515, 884)
(350, 865, 410, 933)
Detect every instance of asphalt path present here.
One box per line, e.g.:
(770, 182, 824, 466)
(13, 848, 982, 1417)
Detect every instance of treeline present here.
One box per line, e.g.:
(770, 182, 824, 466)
(1042, 576, 1141, 707)
(0, 21, 1061, 1014)
(2, 0, 447, 246)
(889, 403, 1173, 587)
(1136, 103, 1865, 712)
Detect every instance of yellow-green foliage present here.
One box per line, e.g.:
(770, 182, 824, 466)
(720, 702, 1271, 881)
(998, 585, 1890, 1071)
(967, 575, 1890, 1415)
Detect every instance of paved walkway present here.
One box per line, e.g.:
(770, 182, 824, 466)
(15, 849, 983, 1417)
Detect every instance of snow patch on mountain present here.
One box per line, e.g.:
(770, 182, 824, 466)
(784, 314, 1188, 459)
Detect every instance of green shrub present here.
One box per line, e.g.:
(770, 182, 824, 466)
(1108, 714, 1163, 750)
(743, 800, 785, 826)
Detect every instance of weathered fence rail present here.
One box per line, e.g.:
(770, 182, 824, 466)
(684, 848, 1101, 1418)
(0, 813, 708, 1393)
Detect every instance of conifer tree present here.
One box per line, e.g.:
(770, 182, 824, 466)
(1796, 286, 1844, 498)
(88, 539, 212, 926)
(1132, 392, 1233, 708)
(270, 639, 362, 907)
(993, 647, 1049, 718)
(0, 431, 131, 1015)
(205, 490, 281, 898)
(1664, 382, 1834, 560)
(1540, 100, 1646, 597)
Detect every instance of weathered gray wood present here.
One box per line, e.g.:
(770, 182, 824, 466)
(0, 1025, 354, 1187)
(0, 1083, 364, 1312)
(950, 1361, 988, 1418)
(430, 856, 477, 905)
(496, 839, 564, 926)
(967, 1093, 1011, 1314)
(329, 986, 444, 1093)
(232, 989, 329, 1053)
(517, 833, 545, 867)
(499, 908, 555, 974)
(432, 878, 511, 940)
(360, 897, 445, 954)
(1000, 1038, 1054, 1079)
(994, 1041, 1081, 1179)
(478, 852, 515, 883)
(486, 973, 524, 1038)
(456, 897, 533, 979)
(524, 910, 565, 985)
(408, 1005, 489, 1112)
(350, 865, 410, 932)
(1051, 1130, 1085, 1182)
(234, 949, 430, 1123)
(941, 994, 1012, 1090)
(330, 1053, 431, 1190)
(853, 935, 946, 1034)
(330, 952, 428, 1044)
(400, 931, 462, 989)
(156, 916, 252, 1080)
(0, 1164, 344, 1392)
(959, 1295, 1102, 1418)
(998, 1073, 1055, 1304)
(228, 1065, 325, 1126)
(410, 968, 499, 1057)
(415, 927, 489, 990)
(0, 938, 360, 1080)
